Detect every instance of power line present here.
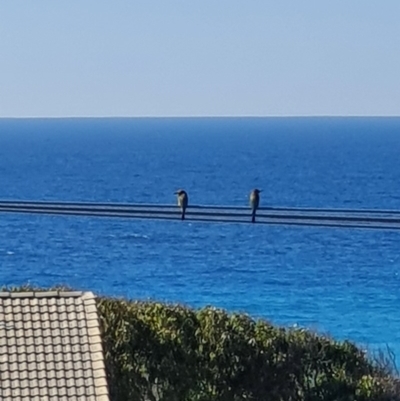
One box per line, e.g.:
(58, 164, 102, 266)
(1, 200, 400, 230)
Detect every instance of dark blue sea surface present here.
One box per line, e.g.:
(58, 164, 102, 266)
(0, 117, 400, 362)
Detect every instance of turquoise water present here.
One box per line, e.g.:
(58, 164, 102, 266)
(0, 117, 400, 362)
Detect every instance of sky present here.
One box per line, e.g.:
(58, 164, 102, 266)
(0, 1, 399, 117)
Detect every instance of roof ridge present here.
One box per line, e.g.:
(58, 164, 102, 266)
(0, 290, 93, 298)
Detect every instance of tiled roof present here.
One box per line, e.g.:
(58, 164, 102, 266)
(0, 290, 109, 401)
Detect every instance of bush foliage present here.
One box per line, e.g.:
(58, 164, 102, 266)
(96, 297, 400, 401)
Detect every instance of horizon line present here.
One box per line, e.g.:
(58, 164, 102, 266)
(1, 115, 400, 120)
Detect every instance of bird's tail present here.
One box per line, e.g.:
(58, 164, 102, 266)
(181, 208, 186, 220)
(251, 209, 256, 223)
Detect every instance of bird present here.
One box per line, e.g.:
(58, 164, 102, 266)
(249, 189, 262, 223)
(175, 189, 189, 220)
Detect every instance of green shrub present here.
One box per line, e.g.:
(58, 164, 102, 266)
(96, 297, 400, 401)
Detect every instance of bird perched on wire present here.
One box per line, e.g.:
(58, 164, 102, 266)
(175, 189, 189, 220)
(249, 189, 262, 223)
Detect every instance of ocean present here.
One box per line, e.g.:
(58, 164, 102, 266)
(0, 117, 399, 363)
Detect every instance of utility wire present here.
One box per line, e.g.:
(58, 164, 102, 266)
(1, 200, 400, 231)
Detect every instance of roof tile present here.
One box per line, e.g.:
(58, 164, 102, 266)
(0, 291, 109, 400)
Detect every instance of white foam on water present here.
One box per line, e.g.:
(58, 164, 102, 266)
(123, 233, 150, 240)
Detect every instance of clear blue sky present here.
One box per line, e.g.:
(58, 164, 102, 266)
(1, 1, 399, 117)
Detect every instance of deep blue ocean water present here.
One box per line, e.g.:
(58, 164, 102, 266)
(0, 117, 400, 363)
